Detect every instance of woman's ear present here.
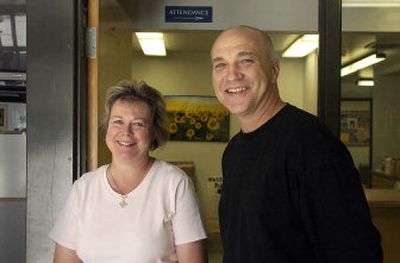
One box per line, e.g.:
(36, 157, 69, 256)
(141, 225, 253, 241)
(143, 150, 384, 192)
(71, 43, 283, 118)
(149, 130, 157, 150)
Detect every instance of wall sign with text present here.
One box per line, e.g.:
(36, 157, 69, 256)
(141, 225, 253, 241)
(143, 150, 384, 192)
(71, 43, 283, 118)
(165, 6, 213, 23)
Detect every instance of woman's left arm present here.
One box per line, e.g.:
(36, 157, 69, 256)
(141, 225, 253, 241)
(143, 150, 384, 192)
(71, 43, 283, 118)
(176, 239, 208, 263)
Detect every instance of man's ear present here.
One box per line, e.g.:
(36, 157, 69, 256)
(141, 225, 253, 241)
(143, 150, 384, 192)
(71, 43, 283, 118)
(271, 58, 280, 84)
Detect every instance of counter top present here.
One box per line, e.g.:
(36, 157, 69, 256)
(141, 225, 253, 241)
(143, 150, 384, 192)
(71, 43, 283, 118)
(365, 189, 400, 207)
(372, 171, 400, 181)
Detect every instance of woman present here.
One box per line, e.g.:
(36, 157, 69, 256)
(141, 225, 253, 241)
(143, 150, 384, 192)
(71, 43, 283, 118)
(49, 80, 208, 262)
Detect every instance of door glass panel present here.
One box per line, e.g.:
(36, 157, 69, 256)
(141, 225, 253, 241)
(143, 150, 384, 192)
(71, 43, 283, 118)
(341, 16, 400, 190)
(341, 5, 400, 263)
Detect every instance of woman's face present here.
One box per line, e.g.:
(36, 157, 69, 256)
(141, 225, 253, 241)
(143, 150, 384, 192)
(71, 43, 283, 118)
(105, 99, 154, 165)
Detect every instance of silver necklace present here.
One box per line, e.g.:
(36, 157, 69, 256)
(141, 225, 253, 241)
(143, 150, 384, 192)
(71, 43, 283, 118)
(108, 159, 154, 208)
(109, 168, 129, 208)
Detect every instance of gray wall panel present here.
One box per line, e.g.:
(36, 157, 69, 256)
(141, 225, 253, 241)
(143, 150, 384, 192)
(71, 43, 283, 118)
(0, 200, 26, 263)
(26, 0, 76, 262)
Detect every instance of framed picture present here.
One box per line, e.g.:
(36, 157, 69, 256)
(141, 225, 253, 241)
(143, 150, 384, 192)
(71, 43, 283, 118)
(340, 99, 371, 146)
(0, 104, 7, 131)
(165, 96, 230, 142)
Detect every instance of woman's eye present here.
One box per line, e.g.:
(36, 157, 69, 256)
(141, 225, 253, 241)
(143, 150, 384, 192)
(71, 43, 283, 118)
(112, 119, 123, 125)
(131, 122, 145, 128)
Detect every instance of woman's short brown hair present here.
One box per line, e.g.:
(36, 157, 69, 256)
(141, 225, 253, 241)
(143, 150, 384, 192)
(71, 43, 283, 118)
(99, 80, 169, 150)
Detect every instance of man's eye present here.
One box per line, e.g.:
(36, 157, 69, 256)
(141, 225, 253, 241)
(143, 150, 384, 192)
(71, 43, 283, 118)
(214, 63, 226, 70)
(241, 59, 254, 64)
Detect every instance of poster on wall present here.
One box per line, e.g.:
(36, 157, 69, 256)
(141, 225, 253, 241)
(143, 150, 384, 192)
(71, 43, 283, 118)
(340, 110, 370, 146)
(165, 96, 230, 142)
(206, 175, 222, 234)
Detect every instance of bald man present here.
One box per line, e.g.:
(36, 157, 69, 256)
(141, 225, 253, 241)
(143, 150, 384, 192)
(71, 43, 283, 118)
(211, 25, 382, 263)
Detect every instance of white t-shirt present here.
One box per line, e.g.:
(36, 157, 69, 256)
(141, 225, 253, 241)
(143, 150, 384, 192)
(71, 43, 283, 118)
(49, 160, 207, 263)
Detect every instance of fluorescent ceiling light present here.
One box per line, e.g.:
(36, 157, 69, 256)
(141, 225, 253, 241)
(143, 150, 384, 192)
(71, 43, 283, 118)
(341, 53, 386, 77)
(135, 32, 166, 56)
(282, 34, 319, 58)
(343, 0, 400, 7)
(356, 79, 374, 86)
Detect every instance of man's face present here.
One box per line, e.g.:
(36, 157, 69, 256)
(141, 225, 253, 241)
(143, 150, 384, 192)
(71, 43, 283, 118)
(211, 28, 279, 119)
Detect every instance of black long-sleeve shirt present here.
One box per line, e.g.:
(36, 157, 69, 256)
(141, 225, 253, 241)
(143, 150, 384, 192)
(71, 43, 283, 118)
(219, 104, 382, 263)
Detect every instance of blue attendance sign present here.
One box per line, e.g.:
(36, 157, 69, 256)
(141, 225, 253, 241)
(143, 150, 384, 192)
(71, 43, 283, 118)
(165, 6, 213, 23)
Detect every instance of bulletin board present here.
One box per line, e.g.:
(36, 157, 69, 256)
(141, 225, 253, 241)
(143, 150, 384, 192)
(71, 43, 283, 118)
(340, 110, 371, 146)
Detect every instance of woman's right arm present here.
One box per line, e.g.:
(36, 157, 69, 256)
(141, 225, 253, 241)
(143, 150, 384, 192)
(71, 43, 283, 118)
(53, 244, 82, 263)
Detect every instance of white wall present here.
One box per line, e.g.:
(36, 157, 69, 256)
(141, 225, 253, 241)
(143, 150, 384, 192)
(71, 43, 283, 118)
(132, 52, 212, 96)
(121, 0, 318, 32)
(372, 75, 400, 170)
(303, 50, 318, 115)
(119, 0, 400, 33)
(342, 6, 400, 32)
(97, 4, 134, 166)
(122, 0, 400, 33)
(279, 58, 305, 108)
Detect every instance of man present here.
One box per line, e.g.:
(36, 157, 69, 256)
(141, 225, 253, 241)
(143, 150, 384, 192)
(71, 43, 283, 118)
(211, 25, 382, 263)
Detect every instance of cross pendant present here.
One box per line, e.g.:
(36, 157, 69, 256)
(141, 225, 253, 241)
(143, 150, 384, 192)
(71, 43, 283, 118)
(119, 198, 128, 208)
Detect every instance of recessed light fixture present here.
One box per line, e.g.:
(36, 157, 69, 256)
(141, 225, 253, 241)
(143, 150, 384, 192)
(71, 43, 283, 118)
(135, 32, 166, 56)
(282, 34, 319, 58)
(341, 53, 386, 77)
(356, 78, 374, 86)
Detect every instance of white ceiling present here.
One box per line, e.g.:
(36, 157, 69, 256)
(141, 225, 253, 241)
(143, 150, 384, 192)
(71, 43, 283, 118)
(132, 30, 400, 79)
(1, 0, 399, 81)
(132, 30, 301, 54)
(108, 0, 400, 81)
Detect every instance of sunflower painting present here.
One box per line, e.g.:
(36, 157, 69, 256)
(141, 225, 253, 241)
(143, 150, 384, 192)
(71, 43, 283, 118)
(165, 96, 230, 142)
